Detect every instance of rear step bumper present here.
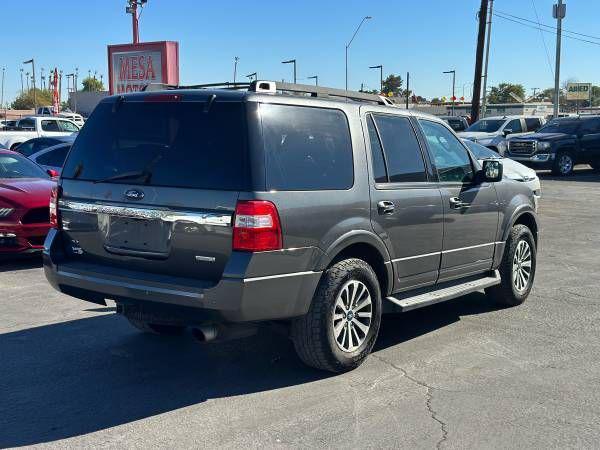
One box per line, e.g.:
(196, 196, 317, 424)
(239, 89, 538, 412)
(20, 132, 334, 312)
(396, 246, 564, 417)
(387, 271, 501, 312)
(43, 229, 322, 322)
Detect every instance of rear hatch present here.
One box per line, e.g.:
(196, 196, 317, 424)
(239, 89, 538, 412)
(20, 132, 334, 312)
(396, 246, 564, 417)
(58, 93, 249, 284)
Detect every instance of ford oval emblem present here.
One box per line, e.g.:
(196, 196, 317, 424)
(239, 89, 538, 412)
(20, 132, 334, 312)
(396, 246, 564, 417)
(125, 189, 145, 201)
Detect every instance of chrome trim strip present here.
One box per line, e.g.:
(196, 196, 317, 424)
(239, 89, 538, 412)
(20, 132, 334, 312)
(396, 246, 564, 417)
(391, 242, 505, 263)
(59, 200, 232, 227)
(242, 271, 321, 283)
(442, 242, 496, 254)
(195, 255, 216, 262)
(391, 251, 441, 263)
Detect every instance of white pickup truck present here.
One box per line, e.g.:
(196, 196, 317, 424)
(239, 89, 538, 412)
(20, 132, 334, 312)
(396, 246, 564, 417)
(0, 116, 80, 149)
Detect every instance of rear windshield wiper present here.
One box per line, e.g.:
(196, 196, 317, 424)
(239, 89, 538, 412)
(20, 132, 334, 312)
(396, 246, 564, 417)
(93, 170, 151, 184)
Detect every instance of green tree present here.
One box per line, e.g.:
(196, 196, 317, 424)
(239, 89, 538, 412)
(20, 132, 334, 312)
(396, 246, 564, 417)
(11, 89, 54, 109)
(81, 76, 105, 92)
(431, 97, 441, 104)
(487, 83, 526, 103)
(382, 74, 403, 96)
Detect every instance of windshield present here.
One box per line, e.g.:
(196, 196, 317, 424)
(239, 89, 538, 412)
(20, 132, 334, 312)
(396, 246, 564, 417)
(462, 140, 502, 159)
(465, 119, 504, 133)
(0, 153, 49, 179)
(62, 100, 249, 190)
(537, 120, 580, 135)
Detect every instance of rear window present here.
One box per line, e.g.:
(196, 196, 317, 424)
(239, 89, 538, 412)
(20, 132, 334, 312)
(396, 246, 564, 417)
(260, 103, 353, 191)
(62, 100, 249, 190)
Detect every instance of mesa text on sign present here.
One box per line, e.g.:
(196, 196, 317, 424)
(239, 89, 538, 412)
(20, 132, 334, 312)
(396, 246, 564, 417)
(111, 50, 163, 93)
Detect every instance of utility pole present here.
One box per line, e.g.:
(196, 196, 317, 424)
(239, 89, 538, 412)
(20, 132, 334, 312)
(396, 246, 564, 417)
(553, 0, 566, 118)
(126, 0, 146, 44)
(369, 65, 383, 93)
(532, 87, 540, 99)
(308, 75, 318, 86)
(233, 56, 239, 84)
(406, 71, 410, 109)
(481, 0, 494, 118)
(345, 16, 372, 91)
(444, 70, 456, 116)
(59, 70, 63, 104)
(20, 68, 24, 93)
(471, 0, 488, 122)
(282, 59, 297, 83)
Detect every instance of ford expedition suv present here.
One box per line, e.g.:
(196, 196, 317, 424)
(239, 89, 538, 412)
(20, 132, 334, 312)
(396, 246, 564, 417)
(44, 81, 539, 373)
(507, 115, 600, 176)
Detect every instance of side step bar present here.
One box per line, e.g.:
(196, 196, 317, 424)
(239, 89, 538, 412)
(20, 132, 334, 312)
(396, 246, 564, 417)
(386, 271, 501, 312)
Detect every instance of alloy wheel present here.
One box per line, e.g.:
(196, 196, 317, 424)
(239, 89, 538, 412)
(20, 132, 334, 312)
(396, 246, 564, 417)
(332, 280, 373, 353)
(558, 154, 573, 175)
(512, 240, 532, 293)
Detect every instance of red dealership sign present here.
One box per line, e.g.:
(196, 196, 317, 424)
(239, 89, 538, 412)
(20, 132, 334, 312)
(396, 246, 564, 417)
(108, 41, 179, 94)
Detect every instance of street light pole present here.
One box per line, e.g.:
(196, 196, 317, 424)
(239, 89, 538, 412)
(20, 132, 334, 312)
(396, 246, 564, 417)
(553, 0, 566, 118)
(20, 68, 24, 93)
(443, 70, 456, 116)
(1, 67, 5, 113)
(282, 59, 296, 83)
(481, 0, 494, 118)
(308, 75, 318, 86)
(246, 72, 257, 82)
(345, 16, 372, 92)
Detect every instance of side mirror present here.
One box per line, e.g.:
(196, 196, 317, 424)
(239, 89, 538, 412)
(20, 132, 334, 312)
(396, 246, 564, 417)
(47, 169, 59, 178)
(481, 159, 503, 182)
(502, 128, 513, 136)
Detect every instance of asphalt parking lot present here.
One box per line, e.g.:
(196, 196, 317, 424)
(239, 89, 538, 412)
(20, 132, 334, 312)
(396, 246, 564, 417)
(1, 168, 599, 449)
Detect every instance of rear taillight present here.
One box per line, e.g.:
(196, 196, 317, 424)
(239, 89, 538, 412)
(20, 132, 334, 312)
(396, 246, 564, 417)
(49, 186, 61, 228)
(233, 200, 282, 252)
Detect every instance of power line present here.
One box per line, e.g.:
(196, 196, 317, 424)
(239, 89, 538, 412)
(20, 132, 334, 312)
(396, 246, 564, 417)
(493, 12, 600, 47)
(495, 9, 600, 42)
(530, 0, 554, 78)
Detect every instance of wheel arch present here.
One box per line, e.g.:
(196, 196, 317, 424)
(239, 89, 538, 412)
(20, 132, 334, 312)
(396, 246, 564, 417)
(504, 208, 539, 246)
(316, 230, 393, 296)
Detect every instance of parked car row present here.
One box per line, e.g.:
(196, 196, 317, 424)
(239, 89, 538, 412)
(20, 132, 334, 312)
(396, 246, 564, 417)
(0, 116, 80, 150)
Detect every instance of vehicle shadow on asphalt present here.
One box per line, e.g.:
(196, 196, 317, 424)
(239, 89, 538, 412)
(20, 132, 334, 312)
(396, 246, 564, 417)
(0, 256, 43, 273)
(0, 292, 503, 447)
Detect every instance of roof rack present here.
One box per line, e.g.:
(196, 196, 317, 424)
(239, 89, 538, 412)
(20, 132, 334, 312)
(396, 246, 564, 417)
(142, 80, 393, 105)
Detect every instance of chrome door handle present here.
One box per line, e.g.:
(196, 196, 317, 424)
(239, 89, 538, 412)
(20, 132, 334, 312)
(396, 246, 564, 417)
(449, 197, 470, 209)
(377, 200, 395, 215)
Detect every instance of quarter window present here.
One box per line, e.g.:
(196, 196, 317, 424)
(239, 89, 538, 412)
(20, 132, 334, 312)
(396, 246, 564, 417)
(261, 104, 354, 191)
(419, 120, 474, 183)
(372, 114, 427, 183)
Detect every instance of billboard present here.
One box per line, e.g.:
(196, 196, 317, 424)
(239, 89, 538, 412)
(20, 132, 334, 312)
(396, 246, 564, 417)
(566, 83, 592, 101)
(108, 41, 179, 94)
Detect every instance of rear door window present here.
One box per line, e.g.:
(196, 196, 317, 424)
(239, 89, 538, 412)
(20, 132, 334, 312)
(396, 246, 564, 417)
(62, 100, 249, 190)
(59, 120, 79, 132)
(505, 119, 523, 133)
(525, 118, 542, 132)
(261, 103, 353, 190)
(372, 114, 427, 183)
(41, 120, 61, 132)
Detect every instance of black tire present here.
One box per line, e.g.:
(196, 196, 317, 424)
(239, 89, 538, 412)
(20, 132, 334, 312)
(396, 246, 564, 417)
(486, 224, 536, 306)
(125, 316, 185, 335)
(551, 151, 574, 176)
(291, 258, 382, 373)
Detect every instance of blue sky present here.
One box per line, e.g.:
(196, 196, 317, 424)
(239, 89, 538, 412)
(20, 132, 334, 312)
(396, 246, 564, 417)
(2, 0, 599, 104)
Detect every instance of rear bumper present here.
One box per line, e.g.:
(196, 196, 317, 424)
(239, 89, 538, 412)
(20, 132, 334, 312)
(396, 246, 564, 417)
(43, 229, 323, 323)
(0, 222, 50, 254)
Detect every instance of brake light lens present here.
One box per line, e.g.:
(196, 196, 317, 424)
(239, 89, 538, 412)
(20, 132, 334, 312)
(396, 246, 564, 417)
(233, 200, 282, 252)
(49, 186, 61, 228)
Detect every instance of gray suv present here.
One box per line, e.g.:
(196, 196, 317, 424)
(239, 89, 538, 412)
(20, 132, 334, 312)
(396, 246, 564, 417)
(44, 81, 539, 372)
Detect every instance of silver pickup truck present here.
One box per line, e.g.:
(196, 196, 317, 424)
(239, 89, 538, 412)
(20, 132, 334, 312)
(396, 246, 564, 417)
(0, 116, 80, 149)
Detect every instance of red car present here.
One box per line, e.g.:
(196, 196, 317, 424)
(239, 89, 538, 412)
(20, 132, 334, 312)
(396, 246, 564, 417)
(0, 149, 56, 255)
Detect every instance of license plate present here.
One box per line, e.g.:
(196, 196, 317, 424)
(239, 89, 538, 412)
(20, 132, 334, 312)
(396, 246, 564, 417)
(104, 216, 169, 253)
